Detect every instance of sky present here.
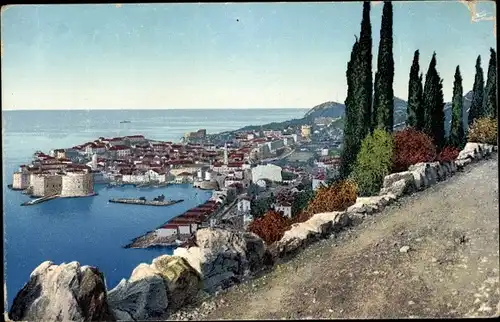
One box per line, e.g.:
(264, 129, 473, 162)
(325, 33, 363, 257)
(1, 1, 496, 110)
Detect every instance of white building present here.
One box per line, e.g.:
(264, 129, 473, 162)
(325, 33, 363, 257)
(321, 148, 329, 156)
(237, 196, 252, 213)
(156, 225, 178, 237)
(274, 203, 292, 218)
(312, 178, 327, 191)
(251, 164, 282, 183)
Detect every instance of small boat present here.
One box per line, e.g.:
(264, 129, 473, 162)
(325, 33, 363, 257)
(120, 120, 131, 124)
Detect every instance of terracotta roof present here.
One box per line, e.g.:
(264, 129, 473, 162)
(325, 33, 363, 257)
(160, 224, 178, 229)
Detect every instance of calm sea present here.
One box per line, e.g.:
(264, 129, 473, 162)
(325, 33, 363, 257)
(2, 108, 307, 308)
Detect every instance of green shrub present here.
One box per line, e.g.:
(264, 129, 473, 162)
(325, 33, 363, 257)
(350, 129, 394, 196)
(467, 117, 497, 145)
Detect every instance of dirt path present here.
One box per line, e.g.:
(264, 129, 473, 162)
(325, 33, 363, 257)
(196, 154, 499, 319)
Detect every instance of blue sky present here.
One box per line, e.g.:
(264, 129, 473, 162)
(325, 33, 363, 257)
(1, 2, 496, 110)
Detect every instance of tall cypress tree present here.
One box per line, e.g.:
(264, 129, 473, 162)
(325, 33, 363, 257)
(449, 66, 465, 149)
(339, 38, 361, 179)
(407, 50, 423, 129)
(416, 73, 424, 130)
(373, 1, 394, 132)
(340, 2, 372, 178)
(422, 52, 446, 149)
(358, 1, 373, 137)
(468, 55, 484, 125)
(483, 48, 497, 118)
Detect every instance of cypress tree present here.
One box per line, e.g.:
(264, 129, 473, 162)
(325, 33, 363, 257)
(340, 2, 372, 178)
(373, 1, 394, 132)
(340, 38, 361, 179)
(415, 73, 424, 130)
(422, 52, 446, 149)
(483, 48, 497, 118)
(468, 55, 484, 125)
(407, 50, 423, 129)
(358, 1, 373, 137)
(449, 66, 465, 149)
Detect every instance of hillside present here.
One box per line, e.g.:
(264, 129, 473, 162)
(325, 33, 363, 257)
(210, 91, 473, 140)
(303, 101, 346, 119)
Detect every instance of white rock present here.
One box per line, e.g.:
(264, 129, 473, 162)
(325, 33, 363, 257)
(399, 246, 410, 253)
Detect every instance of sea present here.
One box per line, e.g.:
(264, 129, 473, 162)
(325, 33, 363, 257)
(2, 108, 308, 308)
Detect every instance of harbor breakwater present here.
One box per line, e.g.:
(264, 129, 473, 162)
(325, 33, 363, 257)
(6, 142, 496, 321)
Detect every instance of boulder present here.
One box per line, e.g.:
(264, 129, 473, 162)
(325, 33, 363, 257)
(456, 158, 472, 169)
(272, 211, 349, 258)
(107, 272, 168, 321)
(458, 142, 483, 161)
(382, 171, 414, 190)
(9, 261, 114, 322)
(151, 255, 201, 310)
(347, 196, 392, 215)
(428, 162, 446, 181)
(173, 228, 266, 293)
(408, 163, 430, 190)
(426, 163, 439, 185)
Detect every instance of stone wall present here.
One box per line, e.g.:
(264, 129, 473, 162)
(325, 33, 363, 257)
(12, 172, 30, 190)
(29, 174, 62, 197)
(60, 172, 94, 197)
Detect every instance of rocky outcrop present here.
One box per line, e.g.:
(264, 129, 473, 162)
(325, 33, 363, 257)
(173, 228, 266, 293)
(107, 266, 168, 321)
(9, 261, 114, 322)
(107, 255, 201, 320)
(270, 211, 350, 258)
(379, 171, 415, 197)
(151, 256, 201, 310)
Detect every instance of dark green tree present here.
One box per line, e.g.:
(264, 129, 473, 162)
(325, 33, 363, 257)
(359, 1, 373, 136)
(339, 38, 361, 178)
(422, 52, 446, 149)
(468, 55, 484, 125)
(373, 1, 394, 132)
(407, 50, 424, 129)
(340, 2, 372, 178)
(483, 48, 497, 118)
(449, 66, 466, 149)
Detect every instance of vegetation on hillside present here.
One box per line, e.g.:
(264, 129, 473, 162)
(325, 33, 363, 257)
(350, 129, 394, 196)
(449, 66, 466, 149)
(468, 55, 485, 125)
(467, 117, 498, 145)
(422, 53, 446, 150)
(372, 1, 394, 132)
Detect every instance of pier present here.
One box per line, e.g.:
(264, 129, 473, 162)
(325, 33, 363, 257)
(108, 198, 183, 206)
(21, 195, 59, 206)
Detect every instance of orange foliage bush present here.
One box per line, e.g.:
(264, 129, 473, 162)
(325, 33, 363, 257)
(248, 210, 291, 245)
(468, 117, 497, 145)
(295, 179, 357, 223)
(436, 146, 460, 163)
(392, 127, 437, 172)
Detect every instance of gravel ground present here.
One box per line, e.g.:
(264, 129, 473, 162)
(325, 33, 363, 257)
(169, 154, 499, 320)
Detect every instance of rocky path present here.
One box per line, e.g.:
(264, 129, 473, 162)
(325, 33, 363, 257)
(177, 154, 499, 319)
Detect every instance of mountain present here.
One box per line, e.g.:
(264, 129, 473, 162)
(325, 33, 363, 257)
(303, 101, 346, 120)
(209, 91, 472, 140)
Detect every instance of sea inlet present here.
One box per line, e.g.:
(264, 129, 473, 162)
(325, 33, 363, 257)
(3, 180, 212, 308)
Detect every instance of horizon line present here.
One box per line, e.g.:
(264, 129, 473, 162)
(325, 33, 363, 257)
(1, 107, 313, 112)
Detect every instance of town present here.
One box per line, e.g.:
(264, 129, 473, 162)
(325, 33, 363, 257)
(10, 123, 343, 246)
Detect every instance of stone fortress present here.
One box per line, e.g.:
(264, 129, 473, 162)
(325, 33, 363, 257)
(12, 167, 94, 198)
